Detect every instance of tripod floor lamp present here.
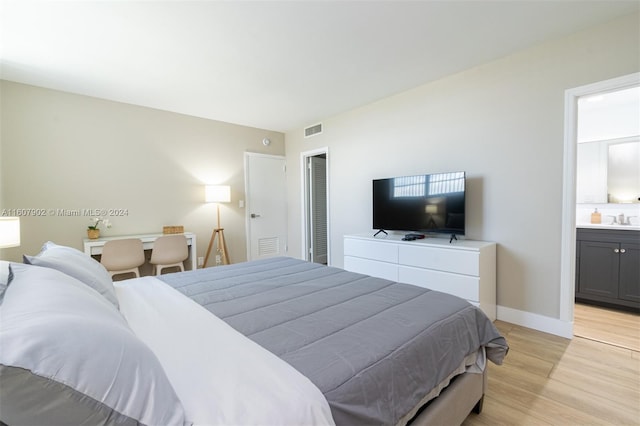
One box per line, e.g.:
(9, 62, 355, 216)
(204, 185, 231, 267)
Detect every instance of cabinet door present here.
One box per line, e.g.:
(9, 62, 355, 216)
(578, 241, 619, 299)
(618, 243, 640, 303)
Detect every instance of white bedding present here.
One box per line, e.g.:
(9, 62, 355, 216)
(114, 276, 335, 426)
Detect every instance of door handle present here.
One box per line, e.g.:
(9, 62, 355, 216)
(251, 213, 261, 218)
(614, 248, 620, 253)
(620, 248, 626, 254)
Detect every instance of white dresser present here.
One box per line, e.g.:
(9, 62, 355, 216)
(344, 234, 496, 320)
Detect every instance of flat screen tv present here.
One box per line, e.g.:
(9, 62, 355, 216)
(373, 171, 466, 236)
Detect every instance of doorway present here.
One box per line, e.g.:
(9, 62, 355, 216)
(561, 72, 639, 336)
(301, 148, 330, 265)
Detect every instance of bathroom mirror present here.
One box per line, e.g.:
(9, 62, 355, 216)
(576, 138, 640, 204)
(608, 141, 640, 203)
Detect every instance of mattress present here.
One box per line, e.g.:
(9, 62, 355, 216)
(158, 257, 508, 425)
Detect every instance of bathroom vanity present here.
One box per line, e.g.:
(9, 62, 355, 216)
(575, 226, 640, 311)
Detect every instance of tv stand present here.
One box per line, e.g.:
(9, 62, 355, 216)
(373, 229, 388, 237)
(343, 233, 496, 320)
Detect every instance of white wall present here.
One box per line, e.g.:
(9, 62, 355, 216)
(285, 13, 640, 320)
(0, 81, 285, 263)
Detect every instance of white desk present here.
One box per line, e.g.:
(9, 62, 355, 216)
(83, 232, 197, 271)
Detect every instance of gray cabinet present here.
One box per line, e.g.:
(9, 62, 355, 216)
(576, 228, 640, 311)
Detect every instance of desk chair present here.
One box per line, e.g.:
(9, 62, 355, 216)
(100, 238, 145, 280)
(150, 234, 188, 275)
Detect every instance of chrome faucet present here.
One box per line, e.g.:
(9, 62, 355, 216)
(604, 214, 637, 225)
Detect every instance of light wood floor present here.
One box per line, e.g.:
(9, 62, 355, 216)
(462, 306, 640, 426)
(574, 303, 640, 352)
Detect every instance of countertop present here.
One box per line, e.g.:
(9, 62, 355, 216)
(577, 223, 640, 231)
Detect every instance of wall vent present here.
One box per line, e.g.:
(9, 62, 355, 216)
(304, 123, 323, 138)
(258, 237, 279, 257)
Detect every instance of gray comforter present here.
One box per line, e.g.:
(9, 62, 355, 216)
(159, 257, 507, 425)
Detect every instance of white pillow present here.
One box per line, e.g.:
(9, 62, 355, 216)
(24, 241, 119, 307)
(0, 263, 189, 426)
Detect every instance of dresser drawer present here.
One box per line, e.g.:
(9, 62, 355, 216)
(344, 256, 398, 281)
(344, 238, 398, 263)
(399, 245, 479, 276)
(399, 265, 480, 302)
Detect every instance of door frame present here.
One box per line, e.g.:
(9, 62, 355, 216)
(560, 72, 639, 330)
(244, 152, 287, 261)
(300, 147, 331, 264)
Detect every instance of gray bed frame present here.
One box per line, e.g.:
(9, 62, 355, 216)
(405, 369, 486, 425)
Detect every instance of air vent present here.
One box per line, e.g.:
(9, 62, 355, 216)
(258, 237, 280, 256)
(304, 123, 323, 138)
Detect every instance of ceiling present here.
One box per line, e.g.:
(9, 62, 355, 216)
(1, 1, 638, 132)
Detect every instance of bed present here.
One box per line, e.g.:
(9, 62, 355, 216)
(0, 242, 508, 426)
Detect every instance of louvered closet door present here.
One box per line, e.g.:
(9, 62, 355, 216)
(310, 156, 327, 264)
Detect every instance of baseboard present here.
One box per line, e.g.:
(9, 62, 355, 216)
(497, 305, 573, 339)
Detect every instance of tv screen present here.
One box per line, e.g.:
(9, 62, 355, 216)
(373, 171, 466, 235)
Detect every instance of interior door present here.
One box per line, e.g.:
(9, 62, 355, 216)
(309, 156, 327, 264)
(245, 153, 288, 261)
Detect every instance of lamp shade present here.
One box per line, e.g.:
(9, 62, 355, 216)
(0, 217, 21, 248)
(425, 205, 438, 214)
(205, 185, 231, 203)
